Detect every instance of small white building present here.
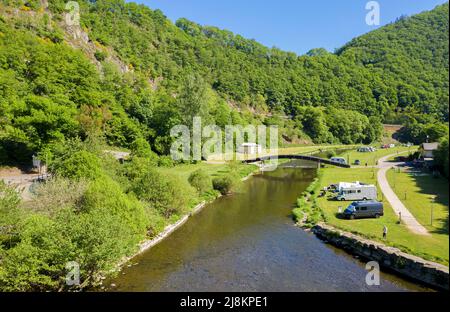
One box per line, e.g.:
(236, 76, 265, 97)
(237, 143, 262, 155)
(420, 142, 439, 160)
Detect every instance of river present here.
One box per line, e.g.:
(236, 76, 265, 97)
(108, 160, 428, 291)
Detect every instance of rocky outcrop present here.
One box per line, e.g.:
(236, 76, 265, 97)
(311, 223, 449, 291)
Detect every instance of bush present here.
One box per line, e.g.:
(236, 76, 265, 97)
(157, 155, 174, 167)
(130, 138, 158, 160)
(52, 151, 103, 180)
(130, 169, 192, 218)
(0, 214, 73, 291)
(212, 175, 236, 195)
(23, 178, 88, 216)
(188, 169, 212, 194)
(0, 175, 150, 291)
(0, 181, 22, 247)
(94, 50, 107, 61)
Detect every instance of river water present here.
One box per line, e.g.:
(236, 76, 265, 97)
(109, 161, 428, 292)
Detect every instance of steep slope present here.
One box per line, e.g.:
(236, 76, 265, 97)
(0, 0, 448, 163)
(337, 2, 449, 120)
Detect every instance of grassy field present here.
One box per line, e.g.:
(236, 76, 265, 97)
(314, 166, 449, 265)
(386, 168, 449, 234)
(157, 162, 257, 182)
(339, 146, 418, 166)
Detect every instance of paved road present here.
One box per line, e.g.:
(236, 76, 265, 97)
(377, 153, 430, 236)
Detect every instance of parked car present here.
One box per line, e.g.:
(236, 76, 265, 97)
(336, 184, 377, 201)
(357, 146, 376, 152)
(343, 200, 384, 219)
(330, 157, 347, 165)
(354, 159, 361, 165)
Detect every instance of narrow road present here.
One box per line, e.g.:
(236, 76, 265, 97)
(377, 153, 430, 236)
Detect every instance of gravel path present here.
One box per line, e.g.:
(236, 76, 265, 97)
(377, 153, 430, 236)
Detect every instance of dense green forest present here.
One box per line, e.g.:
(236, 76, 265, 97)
(0, 0, 448, 164)
(0, 0, 448, 291)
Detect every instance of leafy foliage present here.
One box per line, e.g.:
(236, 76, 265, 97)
(188, 169, 212, 194)
(2, 1, 447, 165)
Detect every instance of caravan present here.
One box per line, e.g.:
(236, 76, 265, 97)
(336, 184, 377, 201)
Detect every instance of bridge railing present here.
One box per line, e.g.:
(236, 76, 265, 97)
(242, 154, 351, 168)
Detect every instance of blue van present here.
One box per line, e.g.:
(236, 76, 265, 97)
(343, 200, 383, 220)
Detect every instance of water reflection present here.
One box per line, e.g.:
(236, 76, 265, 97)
(108, 161, 429, 292)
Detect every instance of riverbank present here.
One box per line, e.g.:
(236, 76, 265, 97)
(311, 223, 449, 291)
(293, 148, 449, 289)
(100, 163, 261, 286)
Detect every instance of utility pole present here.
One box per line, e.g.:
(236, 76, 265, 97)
(431, 195, 436, 226)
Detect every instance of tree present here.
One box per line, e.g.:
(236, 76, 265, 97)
(434, 136, 449, 178)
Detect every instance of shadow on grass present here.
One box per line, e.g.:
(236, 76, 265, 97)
(410, 172, 449, 235)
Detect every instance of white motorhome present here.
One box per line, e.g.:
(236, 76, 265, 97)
(337, 181, 362, 193)
(336, 184, 377, 201)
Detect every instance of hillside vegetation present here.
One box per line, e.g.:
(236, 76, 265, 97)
(0, 0, 448, 291)
(1, 1, 448, 164)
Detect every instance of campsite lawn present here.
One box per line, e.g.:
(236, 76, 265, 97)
(316, 166, 449, 265)
(339, 146, 418, 166)
(386, 168, 449, 235)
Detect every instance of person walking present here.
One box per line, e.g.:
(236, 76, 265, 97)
(383, 225, 388, 239)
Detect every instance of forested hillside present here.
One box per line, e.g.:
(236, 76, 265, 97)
(0, 0, 448, 163)
(0, 0, 449, 291)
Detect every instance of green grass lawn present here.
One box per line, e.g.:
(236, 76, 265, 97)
(315, 167, 449, 265)
(386, 168, 449, 234)
(157, 162, 257, 182)
(339, 146, 418, 166)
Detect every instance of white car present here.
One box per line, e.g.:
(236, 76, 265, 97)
(330, 157, 347, 164)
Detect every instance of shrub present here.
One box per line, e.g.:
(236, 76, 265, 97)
(130, 138, 158, 160)
(0, 175, 150, 291)
(52, 151, 103, 180)
(158, 155, 174, 167)
(81, 177, 148, 236)
(0, 214, 73, 291)
(212, 175, 236, 195)
(0, 181, 22, 247)
(23, 178, 88, 216)
(188, 169, 212, 194)
(130, 169, 192, 218)
(94, 50, 107, 61)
